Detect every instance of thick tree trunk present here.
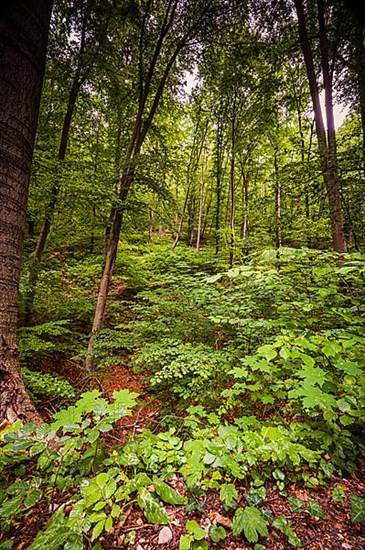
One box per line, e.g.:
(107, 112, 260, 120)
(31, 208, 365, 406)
(0, 0, 52, 422)
(293, 0, 346, 252)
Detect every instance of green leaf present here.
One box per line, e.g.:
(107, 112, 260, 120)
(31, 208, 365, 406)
(273, 516, 301, 547)
(152, 476, 187, 505)
(112, 389, 139, 413)
(297, 366, 327, 387)
(350, 496, 365, 523)
(186, 519, 206, 540)
(24, 489, 42, 509)
(137, 487, 169, 525)
(219, 483, 238, 508)
(88, 512, 107, 523)
(209, 524, 226, 543)
(93, 501, 107, 511)
(111, 504, 121, 518)
(288, 496, 303, 513)
(245, 487, 266, 507)
(205, 273, 223, 284)
(322, 340, 341, 357)
(179, 535, 194, 550)
(331, 486, 346, 503)
(91, 519, 105, 542)
(257, 345, 277, 362)
(29, 442, 46, 457)
(279, 346, 290, 361)
(105, 516, 113, 533)
(192, 542, 209, 550)
(307, 500, 325, 518)
(232, 507, 268, 542)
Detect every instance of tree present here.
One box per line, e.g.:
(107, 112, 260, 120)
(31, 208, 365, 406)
(0, 0, 53, 422)
(86, 0, 231, 368)
(293, 0, 347, 252)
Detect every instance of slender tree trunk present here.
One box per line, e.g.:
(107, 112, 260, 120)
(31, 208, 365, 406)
(196, 146, 205, 250)
(172, 126, 199, 250)
(241, 171, 249, 238)
(0, 0, 52, 423)
(149, 208, 154, 241)
(293, 0, 346, 252)
(215, 106, 225, 254)
(274, 151, 282, 248)
(229, 97, 237, 267)
(354, 21, 365, 167)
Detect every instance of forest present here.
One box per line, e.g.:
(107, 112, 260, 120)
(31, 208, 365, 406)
(0, 0, 365, 548)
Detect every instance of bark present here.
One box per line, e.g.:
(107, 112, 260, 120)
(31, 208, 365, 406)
(172, 120, 202, 250)
(293, 0, 346, 252)
(196, 146, 206, 250)
(353, 21, 365, 166)
(0, 0, 52, 422)
(215, 108, 225, 254)
(241, 170, 249, 239)
(229, 95, 237, 267)
(274, 151, 282, 248)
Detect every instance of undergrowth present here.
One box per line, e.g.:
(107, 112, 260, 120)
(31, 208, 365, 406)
(2, 244, 365, 548)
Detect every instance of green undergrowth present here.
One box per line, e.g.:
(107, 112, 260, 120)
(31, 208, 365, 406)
(3, 244, 365, 548)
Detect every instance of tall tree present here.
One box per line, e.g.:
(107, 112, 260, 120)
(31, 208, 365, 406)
(293, 0, 347, 252)
(0, 0, 52, 422)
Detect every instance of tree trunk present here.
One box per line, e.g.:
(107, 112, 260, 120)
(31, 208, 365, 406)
(241, 170, 249, 239)
(293, 0, 346, 252)
(354, 20, 365, 167)
(274, 151, 282, 248)
(196, 146, 206, 250)
(229, 96, 237, 267)
(215, 106, 225, 254)
(0, 0, 52, 423)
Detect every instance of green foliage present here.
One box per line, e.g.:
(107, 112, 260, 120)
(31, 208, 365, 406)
(350, 496, 365, 523)
(232, 506, 269, 542)
(307, 500, 325, 518)
(209, 524, 226, 543)
(18, 320, 75, 361)
(331, 485, 346, 503)
(22, 367, 77, 406)
(272, 516, 301, 547)
(137, 339, 231, 400)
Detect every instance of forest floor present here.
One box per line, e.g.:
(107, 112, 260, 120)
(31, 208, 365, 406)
(97, 364, 365, 550)
(3, 249, 365, 550)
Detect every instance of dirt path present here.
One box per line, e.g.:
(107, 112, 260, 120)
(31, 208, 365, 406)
(101, 363, 162, 444)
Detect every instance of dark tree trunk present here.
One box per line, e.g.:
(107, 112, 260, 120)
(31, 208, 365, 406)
(0, 0, 52, 422)
(353, 21, 365, 166)
(293, 0, 347, 252)
(215, 110, 225, 255)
